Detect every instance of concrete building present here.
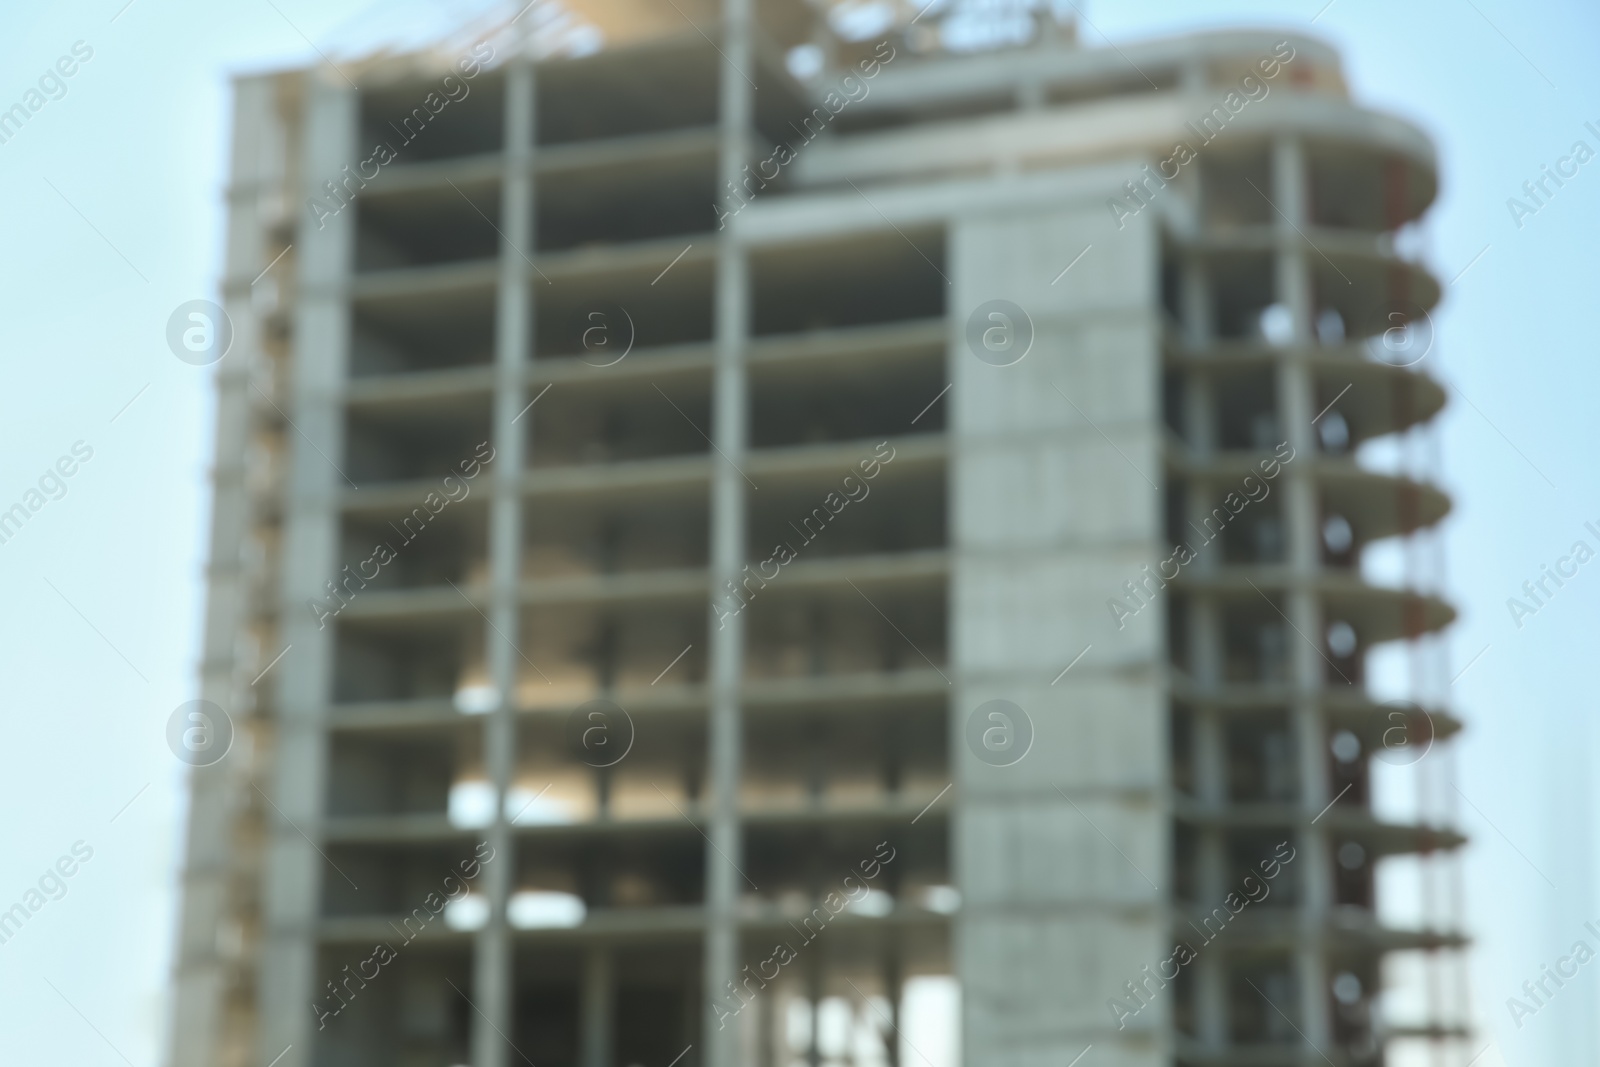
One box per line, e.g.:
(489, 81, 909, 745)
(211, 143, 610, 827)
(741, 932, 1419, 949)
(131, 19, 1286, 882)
(170, 2, 1469, 1066)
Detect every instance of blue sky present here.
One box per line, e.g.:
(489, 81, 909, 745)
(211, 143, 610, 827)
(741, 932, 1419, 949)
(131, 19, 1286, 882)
(0, 1, 1595, 1065)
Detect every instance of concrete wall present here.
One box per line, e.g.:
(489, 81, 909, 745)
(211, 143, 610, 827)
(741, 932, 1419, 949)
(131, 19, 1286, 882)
(949, 193, 1169, 1067)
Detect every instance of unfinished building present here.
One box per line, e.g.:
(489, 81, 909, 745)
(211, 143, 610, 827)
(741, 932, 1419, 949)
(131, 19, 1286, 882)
(170, 2, 1470, 1065)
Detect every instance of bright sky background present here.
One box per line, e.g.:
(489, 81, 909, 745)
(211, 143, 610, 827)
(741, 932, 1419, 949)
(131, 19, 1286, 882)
(0, 1, 1595, 1065)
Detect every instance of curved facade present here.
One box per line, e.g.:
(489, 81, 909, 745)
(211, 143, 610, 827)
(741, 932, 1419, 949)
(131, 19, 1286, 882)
(170, 6, 1466, 1067)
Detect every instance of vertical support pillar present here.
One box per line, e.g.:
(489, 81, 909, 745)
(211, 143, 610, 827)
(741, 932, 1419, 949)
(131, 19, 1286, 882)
(1271, 135, 1331, 1050)
(259, 66, 356, 1067)
(581, 947, 614, 1067)
(475, 51, 535, 1067)
(883, 947, 902, 1067)
(1187, 580, 1227, 1051)
(805, 959, 823, 1067)
(1179, 256, 1228, 1050)
(756, 976, 776, 1067)
(171, 71, 287, 1067)
(705, 0, 754, 1062)
(1189, 685, 1229, 1051)
(1179, 59, 1208, 94)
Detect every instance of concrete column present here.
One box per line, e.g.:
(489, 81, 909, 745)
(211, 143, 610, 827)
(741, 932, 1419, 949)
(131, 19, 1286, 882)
(756, 979, 776, 1067)
(1178, 249, 1229, 1049)
(805, 960, 823, 1067)
(1190, 714, 1229, 1049)
(581, 947, 614, 1067)
(883, 949, 903, 1067)
(474, 54, 534, 1067)
(258, 67, 355, 1067)
(705, 0, 754, 1062)
(1185, 548, 1227, 1050)
(1271, 135, 1331, 1050)
(170, 72, 287, 1067)
(1187, 594, 1227, 1050)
